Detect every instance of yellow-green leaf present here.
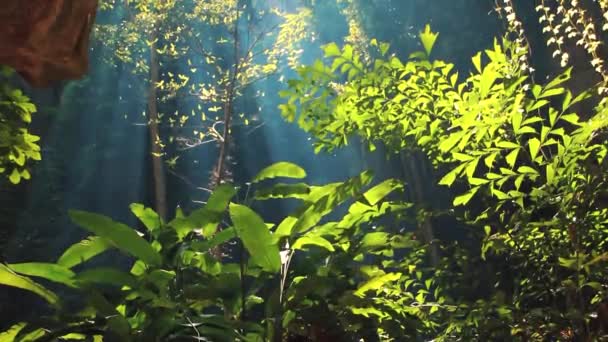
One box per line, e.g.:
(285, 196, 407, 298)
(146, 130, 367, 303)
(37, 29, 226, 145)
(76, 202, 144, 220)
(528, 138, 541, 160)
(453, 186, 480, 206)
(229, 204, 281, 273)
(252, 162, 306, 183)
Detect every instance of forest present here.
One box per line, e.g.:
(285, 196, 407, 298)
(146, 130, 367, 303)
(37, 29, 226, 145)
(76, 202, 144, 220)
(0, 0, 608, 341)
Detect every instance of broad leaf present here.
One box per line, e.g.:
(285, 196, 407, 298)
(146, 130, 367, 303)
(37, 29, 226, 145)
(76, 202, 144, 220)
(363, 179, 403, 206)
(57, 236, 113, 269)
(254, 183, 310, 200)
(292, 236, 335, 252)
(171, 184, 237, 239)
(0, 323, 27, 342)
(361, 232, 390, 248)
(69, 210, 162, 266)
(252, 162, 306, 183)
(229, 204, 281, 273)
(8, 263, 76, 287)
(191, 227, 237, 252)
(528, 138, 541, 160)
(453, 186, 480, 206)
(130, 203, 161, 232)
(0, 264, 58, 306)
(355, 272, 402, 296)
(76, 268, 139, 288)
(205, 184, 237, 212)
(419, 25, 438, 56)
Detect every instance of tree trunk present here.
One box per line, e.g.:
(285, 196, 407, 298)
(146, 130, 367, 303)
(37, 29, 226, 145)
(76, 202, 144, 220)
(147, 34, 168, 221)
(400, 151, 439, 266)
(213, 2, 241, 188)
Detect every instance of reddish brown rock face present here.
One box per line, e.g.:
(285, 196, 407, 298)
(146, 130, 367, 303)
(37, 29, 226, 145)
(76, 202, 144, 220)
(0, 0, 98, 87)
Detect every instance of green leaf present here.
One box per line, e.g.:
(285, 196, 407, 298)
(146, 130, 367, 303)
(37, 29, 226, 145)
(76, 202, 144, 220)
(8, 169, 20, 184)
(568, 89, 593, 109)
(438, 167, 460, 187)
(472, 52, 482, 73)
(191, 227, 237, 252)
(512, 109, 523, 132)
(229, 204, 281, 273)
(465, 158, 480, 178)
(558, 257, 579, 270)
(363, 179, 403, 205)
(545, 68, 571, 90)
(496, 141, 520, 149)
(361, 232, 390, 248)
(252, 162, 306, 183)
(453, 186, 480, 206)
(69, 210, 162, 266)
(419, 24, 439, 56)
(514, 175, 525, 190)
(528, 138, 541, 160)
(171, 185, 236, 239)
(484, 152, 498, 168)
(76, 268, 138, 288)
(205, 184, 237, 212)
(322, 43, 341, 57)
(517, 166, 538, 175)
(0, 264, 58, 306)
(292, 172, 373, 234)
(57, 236, 113, 268)
(539, 87, 565, 99)
(453, 152, 474, 162)
(86, 291, 131, 339)
(130, 203, 161, 232)
(439, 132, 463, 153)
(254, 183, 310, 200)
(469, 177, 489, 186)
(546, 164, 555, 183)
(274, 216, 298, 239)
(560, 113, 581, 126)
(0, 323, 27, 342)
(355, 273, 402, 296)
(527, 99, 549, 112)
(562, 91, 572, 111)
(505, 148, 519, 168)
(480, 66, 498, 97)
(292, 236, 335, 252)
(8, 263, 76, 287)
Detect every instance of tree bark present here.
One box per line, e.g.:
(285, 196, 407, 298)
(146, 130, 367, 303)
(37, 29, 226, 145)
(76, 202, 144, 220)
(214, 3, 241, 187)
(147, 31, 168, 221)
(400, 151, 439, 266)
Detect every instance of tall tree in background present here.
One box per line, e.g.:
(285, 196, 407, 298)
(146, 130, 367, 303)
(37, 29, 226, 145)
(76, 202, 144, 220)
(93, 0, 312, 214)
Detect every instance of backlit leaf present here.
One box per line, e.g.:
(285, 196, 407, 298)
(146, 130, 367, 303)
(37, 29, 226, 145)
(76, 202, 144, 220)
(0, 264, 58, 306)
(292, 236, 335, 252)
(69, 210, 162, 266)
(355, 273, 402, 296)
(528, 138, 541, 160)
(130, 203, 161, 232)
(453, 186, 480, 206)
(363, 179, 403, 205)
(57, 236, 113, 269)
(419, 25, 439, 56)
(8, 263, 76, 287)
(252, 162, 306, 183)
(229, 204, 281, 273)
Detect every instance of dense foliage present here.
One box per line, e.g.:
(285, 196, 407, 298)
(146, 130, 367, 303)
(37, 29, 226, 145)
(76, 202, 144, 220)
(0, 162, 415, 341)
(279, 26, 608, 340)
(0, 67, 41, 185)
(1, 1, 608, 341)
